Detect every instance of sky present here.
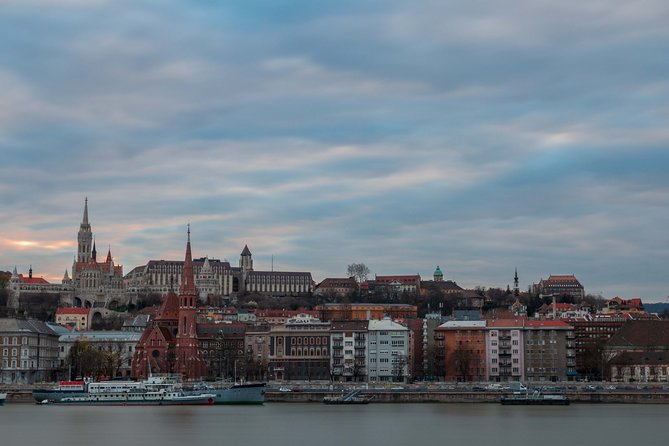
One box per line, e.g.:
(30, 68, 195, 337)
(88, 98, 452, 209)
(1, 1, 668, 302)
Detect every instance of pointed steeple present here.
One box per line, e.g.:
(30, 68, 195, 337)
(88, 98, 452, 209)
(179, 224, 197, 298)
(92, 239, 97, 262)
(201, 256, 212, 274)
(77, 197, 93, 263)
(83, 196, 89, 225)
(29, 265, 33, 279)
(106, 246, 112, 263)
(12, 266, 18, 278)
(63, 269, 70, 280)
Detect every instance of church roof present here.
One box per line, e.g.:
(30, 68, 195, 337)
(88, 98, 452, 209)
(17, 274, 50, 284)
(241, 245, 252, 256)
(155, 292, 180, 321)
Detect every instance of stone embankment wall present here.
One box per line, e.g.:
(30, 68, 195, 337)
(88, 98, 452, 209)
(267, 390, 669, 404)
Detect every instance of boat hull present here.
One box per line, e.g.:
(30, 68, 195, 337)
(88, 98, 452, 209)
(501, 396, 570, 406)
(188, 383, 266, 405)
(0, 392, 7, 406)
(50, 393, 216, 406)
(32, 390, 87, 403)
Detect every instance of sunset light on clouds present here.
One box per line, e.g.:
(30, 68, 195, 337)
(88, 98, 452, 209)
(1, 1, 668, 300)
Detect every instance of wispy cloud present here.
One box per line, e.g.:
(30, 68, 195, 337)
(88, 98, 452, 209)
(1, 1, 668, 300)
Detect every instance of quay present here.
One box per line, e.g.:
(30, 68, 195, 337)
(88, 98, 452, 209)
(266, 382, 669, 403)
(266, 389, 669, 403)
(5, 382, 669, 404)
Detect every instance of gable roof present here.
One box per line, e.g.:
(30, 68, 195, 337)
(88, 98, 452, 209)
(606, 320, 669, 348)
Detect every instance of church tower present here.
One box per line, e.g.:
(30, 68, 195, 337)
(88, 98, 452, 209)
(240, 245, 253, 271)
(176, 225, 205, 379)
(77, 198, 93, 263)
(513, 268, 520, 297)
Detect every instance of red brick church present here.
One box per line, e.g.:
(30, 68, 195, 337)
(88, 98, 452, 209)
(131, 227, 206, 379)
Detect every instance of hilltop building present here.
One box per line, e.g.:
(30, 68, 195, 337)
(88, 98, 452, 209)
(71, 198, 125, 308)
(125, 245, 313, 302)
(6, 266, 73, 311)
(532, 274, 585, 301)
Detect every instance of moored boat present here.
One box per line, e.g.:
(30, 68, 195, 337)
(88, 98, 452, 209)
(55, 389, 215, 406)
(0, 392, 7, 406)
(184, 382, 266, 405)
(32, 380, 88, 403)
(35, 375, 216, 406)
(501, 391, 570, 406)
(323, 389, 372, 405)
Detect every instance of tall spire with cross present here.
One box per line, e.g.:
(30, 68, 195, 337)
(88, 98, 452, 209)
(77, 197, 93, 263)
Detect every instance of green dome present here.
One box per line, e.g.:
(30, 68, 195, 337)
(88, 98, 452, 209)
(434, 266, 443, 277)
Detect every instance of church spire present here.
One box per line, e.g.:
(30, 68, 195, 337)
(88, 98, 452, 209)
(77, 197, 93, 263)
(83, 196, 89, 225)
(179, 224, 197, 299)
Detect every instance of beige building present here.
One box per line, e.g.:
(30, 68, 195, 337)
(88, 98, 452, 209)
(55, 307, 90, 331)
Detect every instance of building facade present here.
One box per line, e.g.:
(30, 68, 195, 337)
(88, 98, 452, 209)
(316, 303, 417, 322)
(55, 307, 90, 331)
(58, 331, 141, 378)
(0, 318, 60, 384)
(330, 320, 368, 382)
(268, 314, 331, 381)
(604, 320, 669, 383)
(367, 318, 409, 383)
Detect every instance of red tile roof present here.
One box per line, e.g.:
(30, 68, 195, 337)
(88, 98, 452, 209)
(56, 308, 89, 315)
(18, 274, 50, 284)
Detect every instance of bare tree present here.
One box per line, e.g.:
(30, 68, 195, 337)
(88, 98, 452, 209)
(347, 263, 370, 297)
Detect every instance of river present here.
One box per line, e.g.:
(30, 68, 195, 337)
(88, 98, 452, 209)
(2, 402, 667, 446)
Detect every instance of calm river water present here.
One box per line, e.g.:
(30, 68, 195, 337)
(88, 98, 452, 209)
(2, 403, 667, 446)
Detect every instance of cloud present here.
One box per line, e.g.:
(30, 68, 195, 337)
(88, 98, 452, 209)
(1, 1, 668, 300)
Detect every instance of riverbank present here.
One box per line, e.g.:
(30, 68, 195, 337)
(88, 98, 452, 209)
(266, 389, 669, 403)
(7, 382, 669, 404)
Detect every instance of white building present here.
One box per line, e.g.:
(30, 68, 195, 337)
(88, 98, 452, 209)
(59, 331, 142, 378)
(367, 318, 409, 383)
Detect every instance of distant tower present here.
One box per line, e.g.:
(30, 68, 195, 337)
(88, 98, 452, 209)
(513, 268, 519, 297)
(240, 245, 253, 271)
(433, 266, 444, 282)
(77, 197, 93, 263)
(176, 225, 205, 379)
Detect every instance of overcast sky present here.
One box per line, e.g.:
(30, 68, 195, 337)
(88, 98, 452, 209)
(1, 1, 668, 301)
